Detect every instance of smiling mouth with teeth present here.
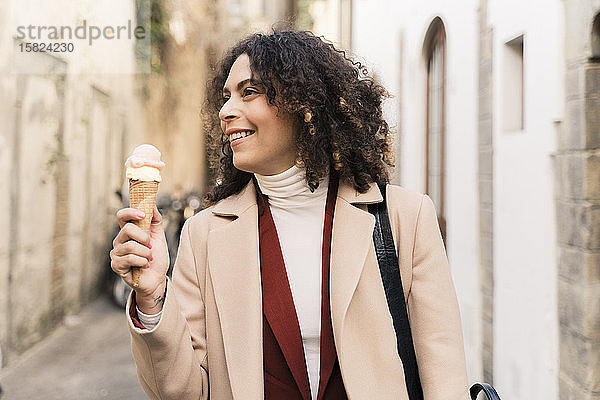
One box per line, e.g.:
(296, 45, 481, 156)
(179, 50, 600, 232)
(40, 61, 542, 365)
(230, 130, 255, 142)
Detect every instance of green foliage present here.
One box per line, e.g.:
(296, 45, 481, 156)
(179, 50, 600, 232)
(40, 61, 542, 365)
(150, 0, 169, 71)
(136, 0, 169, 98)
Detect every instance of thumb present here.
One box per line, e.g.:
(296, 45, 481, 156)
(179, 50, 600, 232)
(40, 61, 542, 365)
(150, 204, 163, 233)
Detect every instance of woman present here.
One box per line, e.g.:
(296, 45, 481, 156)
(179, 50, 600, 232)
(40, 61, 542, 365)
(110, 30, 469, 400)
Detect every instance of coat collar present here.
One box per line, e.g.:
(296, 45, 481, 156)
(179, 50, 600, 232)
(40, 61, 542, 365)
(211, 177, 383, 217)
(211, 179, 258, 217)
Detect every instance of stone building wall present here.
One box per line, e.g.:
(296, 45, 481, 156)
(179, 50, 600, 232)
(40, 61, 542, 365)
(558, 2, 600, 398)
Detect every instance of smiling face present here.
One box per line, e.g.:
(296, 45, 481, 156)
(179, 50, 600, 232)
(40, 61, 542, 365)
(219, 54, 297, 176)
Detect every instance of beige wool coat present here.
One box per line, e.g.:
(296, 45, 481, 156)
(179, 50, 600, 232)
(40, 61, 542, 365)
(126, 179, 470, 400)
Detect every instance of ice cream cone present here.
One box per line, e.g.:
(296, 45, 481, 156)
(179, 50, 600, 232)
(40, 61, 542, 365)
(124, 144, 165, 289)
(129, 179, 159, 287)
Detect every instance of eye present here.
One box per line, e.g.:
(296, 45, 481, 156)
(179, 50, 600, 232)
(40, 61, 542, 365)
(242, 87, 259, 97)
(221, 95, 230, 105)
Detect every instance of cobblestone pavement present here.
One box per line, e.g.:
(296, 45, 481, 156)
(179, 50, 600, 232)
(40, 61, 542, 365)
(0, 296, 147, 400)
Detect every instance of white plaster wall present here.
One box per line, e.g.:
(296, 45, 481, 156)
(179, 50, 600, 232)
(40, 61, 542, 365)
(488, 0, 561, 398)
(12, 75, 60, 345)
(310, 0, 342, 46)
(351, 0, 483, 382)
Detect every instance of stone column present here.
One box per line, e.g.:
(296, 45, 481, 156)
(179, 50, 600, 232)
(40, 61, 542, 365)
(557, 2, 600, 399)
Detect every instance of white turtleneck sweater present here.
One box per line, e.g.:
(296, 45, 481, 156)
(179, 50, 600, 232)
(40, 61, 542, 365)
(138, 165, 328, 400)
(254, 165, 328, 400)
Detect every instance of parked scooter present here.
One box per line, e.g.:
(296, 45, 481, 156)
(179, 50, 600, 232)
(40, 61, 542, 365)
(107, 190, 203, 308)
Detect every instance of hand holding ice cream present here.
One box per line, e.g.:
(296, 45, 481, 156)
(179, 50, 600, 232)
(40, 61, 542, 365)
(110, 144, 170, 313)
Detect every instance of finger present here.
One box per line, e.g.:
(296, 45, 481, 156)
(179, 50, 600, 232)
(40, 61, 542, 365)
(110, 254, 149, 277)
(149, 204, 164, 235)
(116, 208, 146, 229)
(108, 258, 138, 289)
(112, 240, 152, 260)
(113, 222, 150, 248)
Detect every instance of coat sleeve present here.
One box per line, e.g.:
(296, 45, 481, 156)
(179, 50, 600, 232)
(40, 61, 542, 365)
(407, 194, 470, 400)
(127, 218, 209, 400)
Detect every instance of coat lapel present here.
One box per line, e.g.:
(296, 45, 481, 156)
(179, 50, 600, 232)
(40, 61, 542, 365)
(208, 181, 264, 400)
(329, 181, 383, 355)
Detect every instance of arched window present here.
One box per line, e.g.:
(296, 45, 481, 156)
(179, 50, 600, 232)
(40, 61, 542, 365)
(591, 12, 600, 61)
(423, 17, 447, 240)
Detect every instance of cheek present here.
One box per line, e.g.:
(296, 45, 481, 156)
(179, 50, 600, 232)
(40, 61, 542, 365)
(249, 99, 281, 127)
(248, 102, 296, 148)
(278, 118, 297, 148)
(273, 128, 297, 156)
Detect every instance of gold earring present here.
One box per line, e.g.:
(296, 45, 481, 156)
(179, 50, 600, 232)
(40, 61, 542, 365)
(303, 108, 315, 135)
(333, 151, 343, 170)
(304, 110, 312, 123)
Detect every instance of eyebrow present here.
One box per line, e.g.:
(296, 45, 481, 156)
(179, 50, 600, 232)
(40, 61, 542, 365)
(222, 78, 257, 94)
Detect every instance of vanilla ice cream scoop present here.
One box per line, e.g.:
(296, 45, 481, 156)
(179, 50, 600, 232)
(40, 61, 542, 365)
(125, 144, 165, 182)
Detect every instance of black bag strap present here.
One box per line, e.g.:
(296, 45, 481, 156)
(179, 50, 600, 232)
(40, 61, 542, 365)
(368, 183, 501, 400)
(368, 183, 424, 400)
(470, 383, 501, 400)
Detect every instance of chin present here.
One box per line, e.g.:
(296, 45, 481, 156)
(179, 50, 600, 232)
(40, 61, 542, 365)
(232, 157, 256, 174)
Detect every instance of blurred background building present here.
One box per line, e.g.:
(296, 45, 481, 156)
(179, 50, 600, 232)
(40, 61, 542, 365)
(0, 0, 298, 369)
(0, 0, 598, 399)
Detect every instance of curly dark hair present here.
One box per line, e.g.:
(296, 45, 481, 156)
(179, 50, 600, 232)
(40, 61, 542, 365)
(203, 30, 394, 206)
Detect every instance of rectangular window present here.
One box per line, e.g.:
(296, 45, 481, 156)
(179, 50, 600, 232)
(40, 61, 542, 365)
(502, 35, 524, 131)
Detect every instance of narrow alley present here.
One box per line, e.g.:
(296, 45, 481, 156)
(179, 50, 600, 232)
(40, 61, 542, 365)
(0, 296, 146, 400)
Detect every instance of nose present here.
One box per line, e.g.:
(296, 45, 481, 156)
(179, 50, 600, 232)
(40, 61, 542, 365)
(219, 98, 239, 123)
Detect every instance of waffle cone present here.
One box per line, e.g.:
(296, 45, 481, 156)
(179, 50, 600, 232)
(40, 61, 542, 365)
(129, 179, 159, 287)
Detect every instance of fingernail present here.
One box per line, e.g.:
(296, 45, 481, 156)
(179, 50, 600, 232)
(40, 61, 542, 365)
(137, 212, 145, 219)
(150, 257, 153, 261)
(148, 244, 152, 249)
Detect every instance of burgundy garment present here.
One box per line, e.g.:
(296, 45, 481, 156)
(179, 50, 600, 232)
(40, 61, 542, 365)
(258, 174, 348, 400)
(128, 293, 147, 329)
